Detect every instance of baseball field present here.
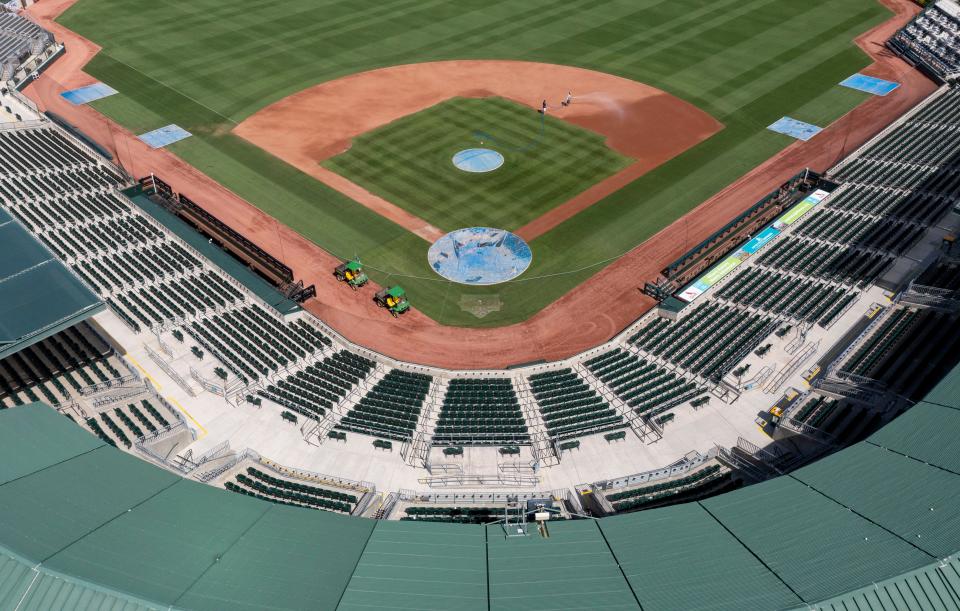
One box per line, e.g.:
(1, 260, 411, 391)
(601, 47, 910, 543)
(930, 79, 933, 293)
(55, 0, 889, 327)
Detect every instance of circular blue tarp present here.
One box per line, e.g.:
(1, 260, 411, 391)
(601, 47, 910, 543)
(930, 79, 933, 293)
(428, 227, 532, 285)
(452, 148, 504, 173)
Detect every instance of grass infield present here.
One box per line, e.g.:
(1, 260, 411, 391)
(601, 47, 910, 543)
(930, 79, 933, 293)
(58, 0, 885, 327)
(323, 97, 632, 232)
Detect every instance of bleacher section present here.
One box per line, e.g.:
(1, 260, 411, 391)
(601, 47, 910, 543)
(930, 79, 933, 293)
(260, 351, 371, 420)
(0, 322, 122, 408)
(584, 349, 699, 420)
(840, 305, 960, 399)
(831, 91, 960, 246)
(716, 267, 848, 322)
(631, 302, 773, 382)
(757, 235, 891, 289)
(432, 378, 529, 447)
(0, 122, 344, 408)
(336, 368, 430, 442)
(704, 85, 960, 340)
(888, 0, 960, 79)
(225, 466, 358, 514)
(402, 505, 504, 524)
(83, 397, 177, 448)
(189, 304, 325, 384)
(605, 463, 737, 512)
(528, 369, 623, 439)
(915, 259, 960, 291)
(0, 12, 53, 82)
(788, 393, 884, 447)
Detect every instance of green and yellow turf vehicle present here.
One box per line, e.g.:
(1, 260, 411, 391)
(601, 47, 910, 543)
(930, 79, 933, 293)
(374, 285, 410, 317)
(334, 259, 368, 289)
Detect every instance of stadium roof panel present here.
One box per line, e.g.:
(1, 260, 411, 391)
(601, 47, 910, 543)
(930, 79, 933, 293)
(0, 546, 159, 611)
(923, 365, 960, 410)
(0, 218, 103, 360)
(0, 445, 178, 562)
(44, 479, 273, 606)
(0, 402, 103, 485)
(486, 519, 639, 610)
(809, 555, 960, 611)
(869, 401, 960, 474)
(340, 520, 487, 611)
(601, 502, 802, 611)
(180, 503, 372, 611)
(793, 442, 960, 559)
(701, 476, 933, 603)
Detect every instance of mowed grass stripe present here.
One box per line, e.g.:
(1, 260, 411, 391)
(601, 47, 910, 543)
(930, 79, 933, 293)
(616, 0, 787, 76)
(637, 0, 821, 82)
(662, 0, 825, 88)
(708, 8, 887, 115)
(577, 0, 754, 68)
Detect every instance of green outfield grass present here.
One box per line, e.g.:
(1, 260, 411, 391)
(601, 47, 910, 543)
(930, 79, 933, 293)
(58, 0, 887, 328)
(323, 97, 632, 232)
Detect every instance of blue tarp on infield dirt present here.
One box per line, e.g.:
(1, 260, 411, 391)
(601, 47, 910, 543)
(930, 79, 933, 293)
(60, 82, 118, 105)
(840, 73, 901, 96)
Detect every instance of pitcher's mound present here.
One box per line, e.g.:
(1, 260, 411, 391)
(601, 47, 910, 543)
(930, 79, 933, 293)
(452, 148, 504, 173)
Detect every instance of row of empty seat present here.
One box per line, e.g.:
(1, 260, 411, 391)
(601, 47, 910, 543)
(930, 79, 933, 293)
(335, 366, 426, 442)
(0, 12, 53, 81)
(842, 304, 960, 400)
(631, 302, 772, 381)
(0, 323, 120, 408)
(433, 378, 528, 447)
(585, 349, 699, 421)
(528, 369, 623, 440)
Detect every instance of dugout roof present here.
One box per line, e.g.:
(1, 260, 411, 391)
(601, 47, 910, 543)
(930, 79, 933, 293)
(1, 363, 960, 610)
(0, 211, 103, 361)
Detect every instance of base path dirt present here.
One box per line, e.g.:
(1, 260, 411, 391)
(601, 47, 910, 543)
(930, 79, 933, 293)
(25, 0, 935, 370)
(234, 60, 722, 242)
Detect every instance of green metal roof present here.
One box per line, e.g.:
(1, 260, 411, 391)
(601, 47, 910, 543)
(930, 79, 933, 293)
(792, 443, 960, 559)
(0, 547, 160, 611)
(702, 476, 933, 603)
(177, 502, 373, 611)
(339, 520, 485, 611)
(869, 401, 960, 474)
(0, 445, 179, 562)
(487, 519, 639, 610)
(601, 502, 802, 611)
(2, 360, 960, 610)
(810, 556, 960, 611)
(923, 366, 960, 410)
(0, 402, 103, 485)
(0, 217, 103, 360)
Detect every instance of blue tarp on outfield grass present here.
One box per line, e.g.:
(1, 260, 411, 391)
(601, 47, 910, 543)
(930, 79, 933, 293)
(138, 124, 192, 148)
(840, 73, 900, 96)
(60, 83, 118, 105)
(767, 117, 822, 141)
